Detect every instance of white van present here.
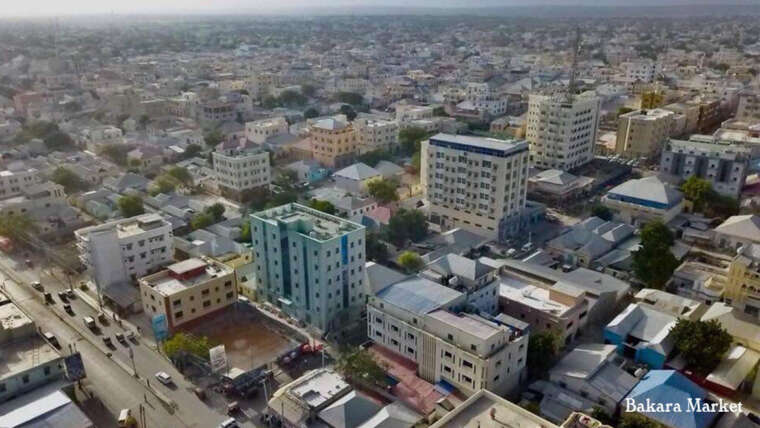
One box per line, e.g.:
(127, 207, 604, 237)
(117, 408, 132, 427)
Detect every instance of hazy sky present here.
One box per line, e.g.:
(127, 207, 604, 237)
(0, 0, 751, 17)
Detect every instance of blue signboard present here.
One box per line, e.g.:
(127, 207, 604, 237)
(65, 352, 86, 381)
(152, 314, 168, 341)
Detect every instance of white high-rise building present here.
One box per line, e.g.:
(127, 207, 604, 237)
(75, 213, 174, 290)
(526, 92, 601, 171)
(421, 133, 530, 241)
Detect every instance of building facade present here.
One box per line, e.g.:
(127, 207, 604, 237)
(736, 90, 760, 123)
(421, 133, 530, 241)
(139, 257, 236, 332)
(615, 109, 674, 158)
(354, 118, 399, 154)
(75, 213, 174, 289)
(250, 203, 366, 332)
(659, 138, 749, 198)
(368, 277, 527, 397)
(310, 118, 357, 168)
(212, 147, 271, 198)
(526, 92, 601, 171)
(245, 117, 289, 144)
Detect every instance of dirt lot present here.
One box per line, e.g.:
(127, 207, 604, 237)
(187, 305, 300, 371)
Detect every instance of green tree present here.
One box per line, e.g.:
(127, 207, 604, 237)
(590, 408, 614, 426)
(279, 90, 308, 107)
(632, 221, 680, 289)
(203, 128, 223, 148)
(336, 347, 387, 386)
(366, 232, 389, 263)
(304, 107, 320, 119)
(239, 220, 251, 242)
(0, 213, 37, 240)
(617, 107, 635, 117)
(397, 250, 424, 273)
(619, 413, 662, 428)
(138, 114, 150, 130)
(432, 106, 448, 116)
(399, 127, 430, 155)
(164, 332, 212, 360)
(43, 132, 75, 151)
(100, 144, 130, 166)
(670, 319, 732, 375)
(184, 143, 203, 159)
(591, 204, 613, 221)
(527, 330, 561, 377)
(150, 175, 178, 196)
(367, 179, 399, 204)
(387, 208, 428, 246)
(681, 176, 712, 212)
(191, 212, 215, 230)
(117, 195, 145, 218)
(206, 202, 226, 222)
(335, 92, 364, 106)
(51, 167, 90, 193)
(356, 150, 392, 167)
(411, 151, 421, 173)
(266, 191, 298, 208)
(167, 166, 193, 187)
(339, 104, 357, 121)
(301, 84, 317, 98)
(308, 199, 336, 215)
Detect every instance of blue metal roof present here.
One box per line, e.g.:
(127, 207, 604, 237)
(625, 370, 719, 428)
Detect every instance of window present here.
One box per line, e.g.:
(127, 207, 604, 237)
(224, 280, 232, 287)
(447, 333, 453, 341)
(22, 374, 29, 384)
(203, 300, 211, 307)
(173, 299, 181, 307)
(44, 366, 51, 375)
(175, 311, 184, 319)
(462, 359, 473, 369)
(201, 289, 210, 296)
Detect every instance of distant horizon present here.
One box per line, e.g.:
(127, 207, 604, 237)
(2, 0, 759, 18)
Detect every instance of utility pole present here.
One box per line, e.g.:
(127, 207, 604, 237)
(566, 26, 582, 102)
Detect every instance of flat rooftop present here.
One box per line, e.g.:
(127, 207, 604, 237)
(144, 261, 232, 296)
(288, 369, 350, 409)
(499, 275, 574, 316)
(430, 389, 558, 428)
(253, 203, 363, 242)
(427, 310, 502, 340)
(0, 302, 33, 331)
(0, 336, 61, 381)
(429, 133, 528, 155)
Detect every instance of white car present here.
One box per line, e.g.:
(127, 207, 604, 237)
(155, 371, 172, 385)
(219, 419, 238, 428)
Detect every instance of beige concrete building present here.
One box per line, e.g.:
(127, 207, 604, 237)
(245, 117, 289, 144)
(310, 118, 357, 168)
(526, 92, 601, 171)
(139, 257, 236, 332)
(736, 90, 760, 123)
(430, 389, 559, 428)
(615, 109, 674, 158)
(368, 276, 527, 397)
(354, 118, 399, 154)
(421, 133, 530, 241)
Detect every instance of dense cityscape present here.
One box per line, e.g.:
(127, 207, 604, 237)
(3, 4, 760, 428)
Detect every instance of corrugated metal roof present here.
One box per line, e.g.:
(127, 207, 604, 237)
(376, 277, 462, 315)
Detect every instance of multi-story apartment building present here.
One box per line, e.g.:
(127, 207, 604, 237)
(615, 109, 675, 158)
(396, 105, 434, 123)
(310, 118, 357, 168)
(367, 276, 527, 397)
(526, 92, 601, 171)
(139, 257, 236, 332)
(212, 147, 270, 199)
(200, 100, 235, 122)
(460, 83, 508, 117)
(250, 203, 366, 332)
(75, 213, 174, 291)
(353, 118, 399, 154)
(622, 60, 661, 84)
(245, 117, 289, 144)
(0, 166, 42, 199)
(420, 253, 500, 315)
(736, 90, 760, 123)
(659, 138, 750, 198)
(0, 181, 66, 218)
(421, 133, 530, 241)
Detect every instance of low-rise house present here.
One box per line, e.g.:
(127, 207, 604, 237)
(420, 253, 500, 314)
(536, 344, 638, 423)
(528, 169, 593, 200)
(284, 159, 329, 183)
(127, 145, 165, 173)
(602, 175, 684, 226)
(103, 172, 150, 194)
(633, 288, 707, 320)
(333, 163, 382, 195)
(546, 217, 635, 268)
(713, 215, 760, 251)
(430, 389, 559, 428)
(604, 303, 677, 368)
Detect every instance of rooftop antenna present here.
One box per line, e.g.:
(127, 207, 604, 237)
(566, 26, 582, 102)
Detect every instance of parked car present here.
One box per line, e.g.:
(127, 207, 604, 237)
(103, 336, 114, 347)
(31, 281, 43, 292)
(155, 372, 172, 385)
(63, 304, 74, 315)
(126, 330, 136, 341)
(43, 292, 54, 304)
(57, 291, 69, 303)
(115, 333, 126, 344)
(44, 332, 60, 348)
(25, 259, 33, 268)
(97, 312, 109, 325)
(219, 418, 238, 428)
(83, 316, 96, 330)
(65, 289, 75, 299)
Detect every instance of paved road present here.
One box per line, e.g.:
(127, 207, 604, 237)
(0, 252, 258, 428)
